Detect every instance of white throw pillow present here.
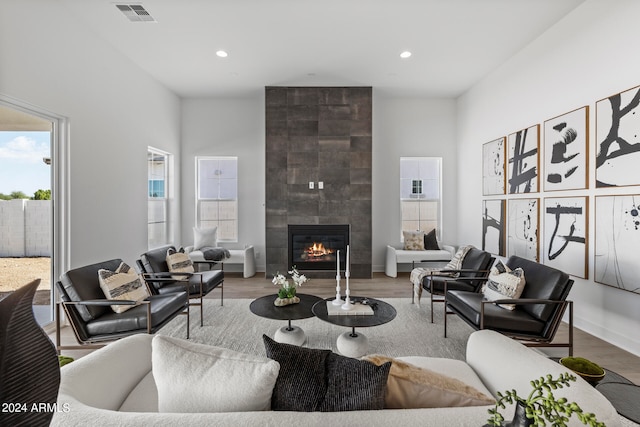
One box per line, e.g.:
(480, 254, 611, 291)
(483, 261, 526, 310)
(193, 226, 217, 250)
(152, 335, 280, 413)
(98, 262, 149, 313)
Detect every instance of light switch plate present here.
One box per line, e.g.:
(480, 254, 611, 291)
(309, 181, 314, 189)
(318, 181, 324, 189)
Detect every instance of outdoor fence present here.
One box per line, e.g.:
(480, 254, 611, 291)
(0, 199, 51, 257)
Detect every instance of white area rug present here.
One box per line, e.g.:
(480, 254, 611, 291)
(158, 297, 474, 359)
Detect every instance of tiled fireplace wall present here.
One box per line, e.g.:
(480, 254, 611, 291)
(265, 86, 372, 278)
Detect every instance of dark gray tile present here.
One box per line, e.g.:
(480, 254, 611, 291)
(350, 102, 372, 121)
(319, 120, 351, 137)
(266, 87, 287, 106)
(350, 136, 372, 152)
(319, 183, 350, 200)
(288, 136, 318, 152)
(351, 152, 372, 169)
(288, 120, 318, 136)
(319, 88, 350, 105)
(288, 200, 318, 217)
(287, 88, 319, 105)
(350, 120, 372, 136)
(319, 151, 350, 169)
(350, 184, 372, 200)
(319, 105, 351, 121)
(287, 168, 318, 184)
(266, 106, 287, 122)
(266, 120, 288, 137)
(318, 137, 350, 152)
(288, 105, 318, 121)
(266, 136, 288, 152)
(266, 151, 287, 169)
(350, 200, 372, 216)
(319, 168, 350, 184)
(287, 215, 319, 225)
(288, 151, 318, 168)
(350, 168, 371, 184)
(266, 229, 287, 248)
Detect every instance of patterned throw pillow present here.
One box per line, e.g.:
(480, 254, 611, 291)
(403, 230, 425, 250)
(166, 247, 194, 280)
(98, 262, 150, 313)
(483, 261, 526, 310)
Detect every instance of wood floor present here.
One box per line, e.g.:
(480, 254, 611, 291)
(221, 271, 640, 384)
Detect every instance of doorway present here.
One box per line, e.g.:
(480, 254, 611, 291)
(0, 96, 69, 328)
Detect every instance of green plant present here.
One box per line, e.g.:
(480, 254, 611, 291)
(272, 266, 308, 299)
(487, 373, 605, 427)
(58, 355, 74, 367)
(559, 357, 604, 376)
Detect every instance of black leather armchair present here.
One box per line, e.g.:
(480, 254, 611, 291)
(419, 248, 494, 323)
(137, 245, 224, 327)
(55, 259, 189, 352)
(444, 255, 574, 355)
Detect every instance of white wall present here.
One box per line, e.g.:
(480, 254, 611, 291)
(456, 0, 640, 355)
(180, 96, 266, 272)
(180, 93, 458, 273)
(0, 0, 181, 268)
(372, 94, 458, 272)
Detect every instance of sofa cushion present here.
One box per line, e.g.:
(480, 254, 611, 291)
(152, 335, 280, 413)
(483, 260, 526, 310)
(97, 262, 150, 313)
(363, 355, 495, 409)
(263, 335, 390, 412)
(403, 230, 425, 250)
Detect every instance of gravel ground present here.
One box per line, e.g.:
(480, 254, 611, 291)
(0, 257, 51, 293)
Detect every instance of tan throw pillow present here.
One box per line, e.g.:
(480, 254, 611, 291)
(403, 230, 425, 250)
(483, 260, 526, 310)
(166, 247, 194, 280)
(98, 262, 150, 313)
(362, 355, 495, 409)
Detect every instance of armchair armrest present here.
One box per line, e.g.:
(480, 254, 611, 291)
(61, 299, 147, 306)
(479, 298, 572, 329)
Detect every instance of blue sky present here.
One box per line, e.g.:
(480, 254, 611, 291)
(0, 131, 51, 196)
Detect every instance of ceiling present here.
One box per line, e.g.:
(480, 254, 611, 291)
(58, 0, 585, 98)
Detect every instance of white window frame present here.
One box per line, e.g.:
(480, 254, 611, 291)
(400, 157, 443, 240)
(195, 156, 238, 242)
(147, 147, 171, 249)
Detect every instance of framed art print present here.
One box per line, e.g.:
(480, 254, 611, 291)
(595, 85, 640, 187)
(594, 194, 640, 294)
(508, 124, 539, 194)
(482, 137, 506, 196)
(507, 198, 539, 262)
(543, 196, 588, 278)
(543, 106, 589, 191)
(482, 199, 505, 256)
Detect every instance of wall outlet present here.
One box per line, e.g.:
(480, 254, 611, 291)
(318, 181, 324, 189)
(309, 181, 314, 189)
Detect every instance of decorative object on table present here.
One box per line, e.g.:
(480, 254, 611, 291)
(332, 249, 344, 306)
(559, 357, 605, 385)
(486, 373, 605, 427)
(0, 279, 60, 427)
(272, 266, 308, 306)
(341, 244, 354, 311)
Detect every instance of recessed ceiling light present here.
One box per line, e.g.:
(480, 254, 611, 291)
(400, 51, 412, 59)
(216, 50, 228, 58)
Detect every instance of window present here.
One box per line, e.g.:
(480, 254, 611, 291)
(400, 157, 442, 238)
(148, 148, 170, 248)
(196, 156, 238, 242)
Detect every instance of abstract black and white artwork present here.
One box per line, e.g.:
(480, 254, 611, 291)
(596, 85, 640, 187)
(543, 196, 588, 278)
(482, 199, 505, 256)
(594, 195, 640, 294)
(507, 198, 539, 262)
(544, 107, 589, 191)
(508, 125, 539, 194)
(482, 137, 506, 196)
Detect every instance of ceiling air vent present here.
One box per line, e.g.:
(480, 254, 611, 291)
(116, 4, 156, 22)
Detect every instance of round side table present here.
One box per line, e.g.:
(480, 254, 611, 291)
(312, 297, 396, 357)
(249, 293, 322, 346)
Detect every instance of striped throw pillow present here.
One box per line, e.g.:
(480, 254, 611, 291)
(98, 262, 149, 313)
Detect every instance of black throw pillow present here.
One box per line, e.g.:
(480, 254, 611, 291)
(424, 229, 440, 250)
(262, 335, 330, 411)
(319, 352, 391, 412)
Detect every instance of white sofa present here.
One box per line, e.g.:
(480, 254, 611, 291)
(385, 244, 455, 277)
(187, 245, 256, 278)
(52, 330, 619, 427)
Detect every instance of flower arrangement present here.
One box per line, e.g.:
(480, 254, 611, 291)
(272, 267, 308, 305)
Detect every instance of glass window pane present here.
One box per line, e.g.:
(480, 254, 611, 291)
(218, 179, 237, 199)
(200, 200, 219, 221)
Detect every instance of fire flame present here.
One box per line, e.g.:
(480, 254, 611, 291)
(305, 242, 334, 258)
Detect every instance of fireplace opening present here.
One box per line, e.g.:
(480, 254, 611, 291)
(288, 224, 350, 271)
